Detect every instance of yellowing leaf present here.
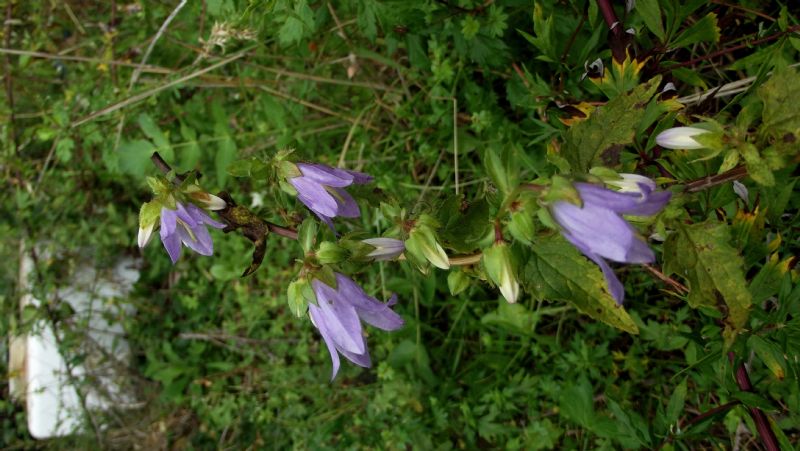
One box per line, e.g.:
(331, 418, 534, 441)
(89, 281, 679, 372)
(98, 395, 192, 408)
(523, 235, 638, 334)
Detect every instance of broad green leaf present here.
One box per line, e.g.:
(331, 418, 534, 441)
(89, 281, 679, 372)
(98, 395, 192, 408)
(138, 113, 172, 160)
(748, 256, 793, 304)
(757, 67, 800, 136)
(484, 146, 519, 196)
(740, 143, 774, 186)
(561, 76, 661, 173)
(118, 139, 155, 177)
(636, 0, 665, 41)
(670, 13, 720, 49)
(663, 221, 752, 341)
(523, 235, 639, 334)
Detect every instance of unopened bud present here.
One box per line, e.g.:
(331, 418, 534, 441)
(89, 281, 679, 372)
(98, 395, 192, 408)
(362, 237, 405, 261)
(406, 226, 450, 270)
(655, 126, 710, 149)
(482, 242, 519, 304)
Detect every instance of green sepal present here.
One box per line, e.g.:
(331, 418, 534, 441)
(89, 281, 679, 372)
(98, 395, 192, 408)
(287, 279, 312, 318)
(313, 266, 338, 289)
(317, 241, 349, 264)
(297, 218, 318, 254)
(139, 200, 162, 229)
(447, 270, 470, 296)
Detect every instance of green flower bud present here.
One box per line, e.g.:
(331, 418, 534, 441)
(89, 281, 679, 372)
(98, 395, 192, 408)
(287, 278, 314, 318)
(447, 270, 470, 296)
(317, 241, 349, 264)
(482, 242, 519, 304)
(406, 225, 450, 270)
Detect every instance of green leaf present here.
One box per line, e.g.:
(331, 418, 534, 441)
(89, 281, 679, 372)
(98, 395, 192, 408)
(55, 138, 75, 163)
(748, 335, 786, 380)
(214, 126, 237, 188)
(484, 146, 520, 196)
(670, 13, 720, 49)
(665, 378, 688, 427)
(561, 76, 661, 173)
(663, 221, 752, 341)
(758, 67, 800, 136)
(636, 0, 665, 41)
(278, 0, 314, 46)
(740, 143, 774, 186)
(118, 139, 155, 177)
(138, 113, 172, 160)
(523, 235, 639, 334)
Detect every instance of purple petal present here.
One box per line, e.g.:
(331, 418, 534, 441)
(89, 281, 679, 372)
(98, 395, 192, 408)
(335, 274, 404, 331)
(177, 223, 214, 256)
(331, 188, 361, 218)
(160, 228, 182, 264)
(160, 208, 178, 236)
(185, 203, 225, 229)
(297, 163, 354, 187)
(551, 201, 639, 263)
(312, 280, 366, 354)
(575, 183, 670, 217)
(345, 169, 373, 184)
(563, 232, 626, 304)
(309, 304, 342, 381)
(339, 345, 371, 368)
(290, 177, 339, 218)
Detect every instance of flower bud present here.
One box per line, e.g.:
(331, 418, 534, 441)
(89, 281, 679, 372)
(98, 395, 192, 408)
(287, 278, 313, 318)
(482, 242, 519, 304)
(317, 241, 349, 264)
(362, 237, 405, 261)
(138, 222, 154, 248)
(655, 126, 710, 149)
(605, 173, 656, 194)
(405, 226, 450, 270)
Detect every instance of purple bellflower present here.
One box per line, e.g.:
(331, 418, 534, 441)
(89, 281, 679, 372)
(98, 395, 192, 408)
(289, 163, 372, 229)
(308, 273, 404, 380)
(551, 175, 670, 304)
(159, 202, 226, 264)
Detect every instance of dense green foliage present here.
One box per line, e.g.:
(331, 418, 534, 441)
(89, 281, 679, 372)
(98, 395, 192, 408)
(2, 0, 799, 449)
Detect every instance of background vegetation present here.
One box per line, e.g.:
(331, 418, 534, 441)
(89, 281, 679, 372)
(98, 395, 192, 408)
(2, 0, 799, 449)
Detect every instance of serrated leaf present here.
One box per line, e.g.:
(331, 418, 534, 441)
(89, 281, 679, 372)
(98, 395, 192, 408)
(562, 76, 661, 172)
(758, 67, 800, 136)
(523, 235, 639, 334)
(670, 13, 720, 49)
(663, 221, 752, 340)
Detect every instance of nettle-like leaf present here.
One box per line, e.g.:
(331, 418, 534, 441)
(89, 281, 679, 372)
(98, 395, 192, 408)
(758, 67, 800, 137)
(522, 234, 638, 334)
(663, 221, 752, 343)
(561, 76, 661, 173)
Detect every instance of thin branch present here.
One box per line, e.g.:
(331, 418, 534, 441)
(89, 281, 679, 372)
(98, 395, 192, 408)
(71, 51, 246, 128)
(4, 3, 17, 154)
(658, 25, 800, 73)
(129, 0, 187, 89)
(684, 166, 748, 193)
(0, 47, 173, 74)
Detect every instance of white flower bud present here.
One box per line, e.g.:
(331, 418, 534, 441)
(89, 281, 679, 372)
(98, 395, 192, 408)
(655, 126, 710, 149)
(138, 222, 154, 248)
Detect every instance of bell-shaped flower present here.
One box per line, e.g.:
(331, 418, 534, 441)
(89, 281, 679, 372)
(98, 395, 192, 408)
(655, 126, 710, 149)
(362, 237, 405, 261)
(308, 273, 403, 380)
(289, 163, 372, 229)
(550, 176, 670, 304)
(159, 202, 226, 264)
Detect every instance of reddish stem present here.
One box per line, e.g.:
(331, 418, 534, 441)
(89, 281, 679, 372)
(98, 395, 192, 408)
(728, 352, 780, 451)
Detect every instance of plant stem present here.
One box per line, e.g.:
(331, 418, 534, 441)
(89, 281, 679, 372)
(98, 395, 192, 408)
(728, 352, 781, 451)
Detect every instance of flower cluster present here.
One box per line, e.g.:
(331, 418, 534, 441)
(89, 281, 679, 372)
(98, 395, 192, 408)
(551, 174, 670, 304)
(308, 273, 404, 380)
